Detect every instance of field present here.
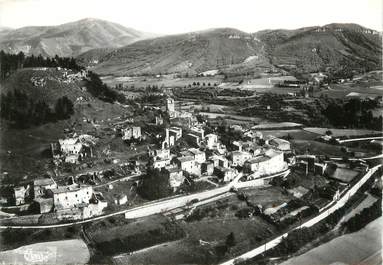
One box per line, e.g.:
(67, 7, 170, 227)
(85, 214, 185, 257)
(220, 75, 302, 95)
(251, 122, 302, 130)
(242, 186, 293, 209)
(0, 239, 89, 265)
(101, 74, 307, 96)
(304, 127, 382, 137)
(113, 239, 213, 265)
(280, 216, 382, 265)
(260, 129, 318, 141)
(315, 83, 383, 99)
(111, 185, 291, 265)
(199, 112, 265, 124)
(291, 139, 374, 157)
(101, 75, 223, 89)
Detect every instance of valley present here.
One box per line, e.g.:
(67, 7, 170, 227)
(0, 16, 382, 265)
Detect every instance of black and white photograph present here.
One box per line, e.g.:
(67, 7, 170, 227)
(0, 0, 382, 264)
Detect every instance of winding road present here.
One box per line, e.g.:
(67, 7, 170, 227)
(0, 170, 290, 229)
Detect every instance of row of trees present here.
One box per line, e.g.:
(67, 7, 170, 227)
(0, 51, 83, 80)
(84, 71, 126, 104)
(342, 198, 381, 233)
(0, 89, 74, 128)
(138, 167, 172, 200)
(323, 98, 382, 130)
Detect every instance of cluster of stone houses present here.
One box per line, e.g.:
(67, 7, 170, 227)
(51, 134, 96, 164)
(13, 177, 107, 220)
(61, 69, 88, 84)
(148, 122, 290, 190)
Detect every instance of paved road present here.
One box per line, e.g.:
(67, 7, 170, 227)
(0, 170, 290, 229)
(0, 185, 230, 229)
(219, 165, 381, 265)
(338, 136, 383, 143)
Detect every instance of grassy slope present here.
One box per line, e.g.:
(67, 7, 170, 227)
(0, 68, 88, 105)
(91, 28, 270, 76)
(0, 68, 131, 180)
(258, 25, 382, 72)
(83, 24, 381, 76)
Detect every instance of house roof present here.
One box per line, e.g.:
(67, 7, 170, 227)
(166, 167, 182, 173)
(188, 148, 204, 155)
(216, 166, 235, 173)
(180, 150, 193, 157)
(205, 133, 217, 138)
(247, 156, 270, 163)
(177, 156, 194, 163)
(231, 151, 251, 157)
(33, 197, 54, 204)
(59, 138, 79, 146)
(264, 149, 283, 158)
(169, 127, 182, 132)
(187, 133, 200, 139)
(51, 184, 91, 194)
(209, 154, 226, 160)
(34, 178, 56, 187)
(14, 186, 26, 192)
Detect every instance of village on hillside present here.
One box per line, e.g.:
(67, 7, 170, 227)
(0, 71, 382, 264)
(0, 10, 382, 265)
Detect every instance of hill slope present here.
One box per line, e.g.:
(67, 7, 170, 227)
(0, 68, 88, 105)
(89, 28, 271, 76)
(256, 23, 382, 73)
(0, 18, 155, 57)
(89, 23, 381, 76)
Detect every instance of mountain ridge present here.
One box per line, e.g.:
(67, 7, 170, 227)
(81, 23, 381, 76)
(0, 19, 381, 75)
(0, 18, 157, 57)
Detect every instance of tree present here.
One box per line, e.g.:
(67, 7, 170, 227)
(139, 167, 172, 200)
(54, 96, 74, 120)
(226, 232, 236, 248)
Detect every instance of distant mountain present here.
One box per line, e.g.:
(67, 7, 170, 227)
(87, 28, 271, 76)
(255, 23, 382, 73)
(2, 20, 381, 76)
(0, 27, 12, 39)
(0, 26, 12, 33)
(0, 18, 155, 57)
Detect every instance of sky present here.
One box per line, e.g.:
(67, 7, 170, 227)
(0, 0, 382, 34)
